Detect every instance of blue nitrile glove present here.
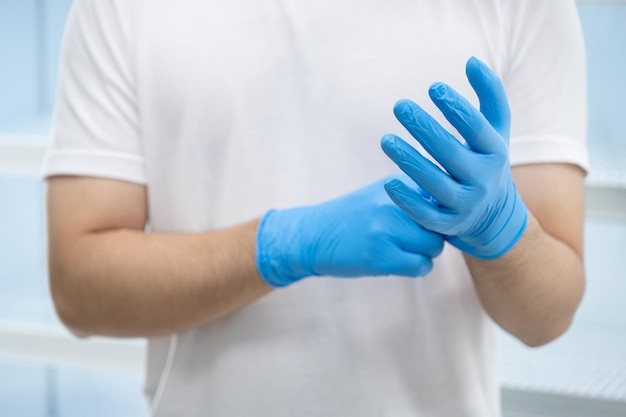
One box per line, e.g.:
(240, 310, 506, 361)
(380, 57, 528, 260)
(256, 176, 445, 287)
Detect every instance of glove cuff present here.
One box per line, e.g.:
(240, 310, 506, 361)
(480, 190, 528, 260)
(451, 186, 528, 260)
(256, 209, 312, 287)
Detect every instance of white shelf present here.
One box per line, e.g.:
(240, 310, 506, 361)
(585, 141, 626, 220)
(0, 320, 145, 374)
(0, 135, 48, 176)
(587, 141, 626, 189)
(502, 389, 626, 417)
(586, 186, 626, 220)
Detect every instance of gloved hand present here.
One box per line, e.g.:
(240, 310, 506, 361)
(256, 176, 445, 287)
(380, 57, 528, 260)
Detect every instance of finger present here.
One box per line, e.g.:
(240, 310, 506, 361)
(429, 82, 506, 156)
(445, 235, 477, 257)
(384, 178, 457, 236)
(466, 56, 511, 140)
(393, 99, 474, 181)
(385, 252, 434, 277)
(381, 134, 462, 209)
(390, 208, 445, 258)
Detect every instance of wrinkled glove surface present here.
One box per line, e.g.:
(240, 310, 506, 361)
(256, 176, 445, 287)
(381, 57, 528, 260)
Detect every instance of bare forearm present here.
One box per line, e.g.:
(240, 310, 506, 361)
(466, 213, 585, 347)
(50, 220, 272, 338)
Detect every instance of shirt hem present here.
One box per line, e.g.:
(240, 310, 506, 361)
(510, 135, 589, 174)
(41, 149, 147, 184)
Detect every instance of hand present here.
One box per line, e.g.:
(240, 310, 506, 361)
(380, 57, 528, 260)
(256, 176, 445, 287)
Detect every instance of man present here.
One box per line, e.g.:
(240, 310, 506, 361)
(43, 0, 588, 415)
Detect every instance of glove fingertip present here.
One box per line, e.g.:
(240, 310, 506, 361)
(393, 98, 417, 120)
(466, 56, 489, 79)
(466, 55, 481, 72)
(428, 82, 448, 100)
(417, 258, 434, 277)
(384, 177, 406, 194)
(380, 133, 399, 152)
(384, 181, 407, 211)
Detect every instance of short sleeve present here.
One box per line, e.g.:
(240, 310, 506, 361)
(42, 0, 145, 184)
(503, 0, 589, 173)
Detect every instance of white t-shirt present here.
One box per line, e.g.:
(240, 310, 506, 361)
(43, 0, 588, 416)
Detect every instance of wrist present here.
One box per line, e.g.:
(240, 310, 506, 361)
(480, 190, 528, 260)
(452, 184, 528, 260)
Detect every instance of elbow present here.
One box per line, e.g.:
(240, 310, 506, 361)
(521, 273, 586, 348)
(519, 315, 574, 348)
(49, 267, 93, 338)
(54, 305, 92, 339)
